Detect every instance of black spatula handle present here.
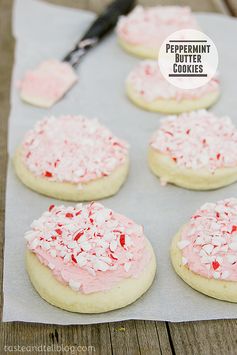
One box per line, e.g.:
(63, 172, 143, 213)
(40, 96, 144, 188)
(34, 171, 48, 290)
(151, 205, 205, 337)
(63, 0, 135, 67)
(81, 0, 135, 41)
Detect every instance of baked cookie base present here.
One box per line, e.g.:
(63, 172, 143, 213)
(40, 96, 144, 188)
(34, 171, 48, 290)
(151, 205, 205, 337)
(118, 37, 158, 59)
(148, 146, 237, 190)
(170, 230, 237, 302)
(14, 147, 129, 201)
(126, 82, 220, 114)
(26, 240, 156, 313)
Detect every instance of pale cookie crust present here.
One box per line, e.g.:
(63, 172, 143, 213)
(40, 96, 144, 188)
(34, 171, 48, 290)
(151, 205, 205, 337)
(118, 37, 158, 59)
(126, 82, 220, 114)
(148, 146, 237, 190)
(26, 240, 156, 313)
(171, 229, 237, 302)
(14, 148, 129, 201)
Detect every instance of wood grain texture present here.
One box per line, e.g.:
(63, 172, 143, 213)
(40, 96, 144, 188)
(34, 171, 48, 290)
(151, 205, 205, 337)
(0, 0, 237, 354)
(109, 321, 172, 355)
(225, 0, 237, 15)
(169, 319, 237, 355)
(46, 0, 232, 14)
(0, 0, 14, 320)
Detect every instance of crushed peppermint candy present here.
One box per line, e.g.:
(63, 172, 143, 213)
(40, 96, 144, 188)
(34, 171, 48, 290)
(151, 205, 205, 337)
(21, 115, 129, 185)
(117, 6, 199, 50)
(25, 202, 150, 293)
(179, 198, 237, 281)
(127, 61, 219, 102)
(150, 110, 237, 171)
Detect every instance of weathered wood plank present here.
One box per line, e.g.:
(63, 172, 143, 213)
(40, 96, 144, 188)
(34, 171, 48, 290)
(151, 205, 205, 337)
(225, 0, 237, 15)
(108, 320, 172, 355)
(135, 321, 172, 355)
(47, 0, 232, 14)
(0, 0, 14, 321)
(0, 322, 111, 354)
(169, 319, 237, 355)
(109, 321, 141, 355)
(138, 0, 231, 14)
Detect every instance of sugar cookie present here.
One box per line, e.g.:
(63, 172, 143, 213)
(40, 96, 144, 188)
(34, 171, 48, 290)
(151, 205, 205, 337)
(25, 202, 156, 313)
(171, 198, 237, 302)
(14, 115, 129, 201)
(148, 110, 237, 190)
(117, 6, 199, 59)
(126, 61, 220, 114)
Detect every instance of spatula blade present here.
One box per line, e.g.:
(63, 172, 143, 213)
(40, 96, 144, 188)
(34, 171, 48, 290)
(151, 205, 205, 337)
(19, 59, 77, 108)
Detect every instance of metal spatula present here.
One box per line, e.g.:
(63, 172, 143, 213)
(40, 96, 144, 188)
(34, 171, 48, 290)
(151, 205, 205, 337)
(19, 0, 135, 108)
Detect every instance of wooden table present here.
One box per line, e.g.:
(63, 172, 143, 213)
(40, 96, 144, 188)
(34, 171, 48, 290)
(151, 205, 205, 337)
(1, 0, 237, 354)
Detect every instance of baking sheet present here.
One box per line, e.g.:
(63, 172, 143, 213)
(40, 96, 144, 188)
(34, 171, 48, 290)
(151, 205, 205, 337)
(3, 0, 237, 324)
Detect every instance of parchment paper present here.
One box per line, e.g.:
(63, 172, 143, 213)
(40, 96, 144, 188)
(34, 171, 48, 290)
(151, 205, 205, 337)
(3, 0, 237, 324)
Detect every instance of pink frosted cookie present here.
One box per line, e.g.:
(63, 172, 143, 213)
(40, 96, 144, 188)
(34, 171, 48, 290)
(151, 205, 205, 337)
(148, 110, 237, 190)
(117, 5, 199, 59)
(171, 198, 237, 302)
(25, 202, 156, 313)
(14, 115, 129, 201)
(19, 60, 77, 108)
(126, 61, 220, 114)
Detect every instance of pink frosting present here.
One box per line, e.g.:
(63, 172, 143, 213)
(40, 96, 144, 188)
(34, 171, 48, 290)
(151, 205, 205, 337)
(150, 110, 237, 171)
(179, 198, 237, 281)
(21, 115, 128, 185)
(127, 61, 220, 101)
(25, 202, 151, 293)
(117, 5, 199, 49)
(20, 60, 77, 104)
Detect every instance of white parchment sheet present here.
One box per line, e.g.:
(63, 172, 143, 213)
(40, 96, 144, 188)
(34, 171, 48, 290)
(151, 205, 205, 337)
(3, 0, 237, 324)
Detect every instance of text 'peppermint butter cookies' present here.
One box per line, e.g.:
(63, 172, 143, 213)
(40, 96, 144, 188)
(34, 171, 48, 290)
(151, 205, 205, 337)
(126, 61, 220, 114)
(117, 6, 199, 59)
(25, 202, 156, 313)
(171, 198, 237, 302)
(14, 115, 129, 201)
(148, 110, 237, 190)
